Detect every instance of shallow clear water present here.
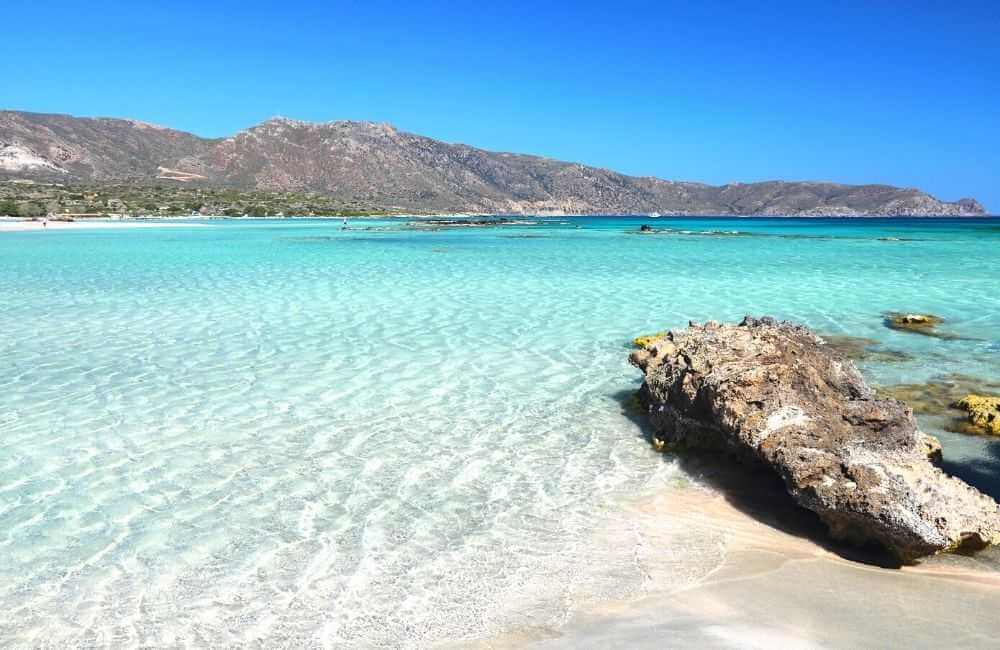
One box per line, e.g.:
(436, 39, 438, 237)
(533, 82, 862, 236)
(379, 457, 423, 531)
(1, 217, 998, 646)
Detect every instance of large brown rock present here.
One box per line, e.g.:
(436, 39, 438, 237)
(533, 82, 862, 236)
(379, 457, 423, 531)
(629, 316, 1000, 562)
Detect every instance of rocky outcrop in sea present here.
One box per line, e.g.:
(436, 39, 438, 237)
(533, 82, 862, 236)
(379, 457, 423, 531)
(629, 316, 1000, 562)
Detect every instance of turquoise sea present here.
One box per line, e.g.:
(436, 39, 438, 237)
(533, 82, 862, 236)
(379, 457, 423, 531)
(1, 217, 999, 646)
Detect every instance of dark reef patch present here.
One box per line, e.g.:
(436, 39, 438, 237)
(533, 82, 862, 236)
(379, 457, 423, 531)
(878, 374, 1000, 437)
(821, 334, 913, 363)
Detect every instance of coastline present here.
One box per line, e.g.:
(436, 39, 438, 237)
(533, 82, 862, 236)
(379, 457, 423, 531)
(480, 481, 1000, 648)
(0, 218, 209, 232)
(1, 214, 994, 231)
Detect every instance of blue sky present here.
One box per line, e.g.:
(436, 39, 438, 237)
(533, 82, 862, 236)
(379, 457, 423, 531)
(2, 0, 998, 210)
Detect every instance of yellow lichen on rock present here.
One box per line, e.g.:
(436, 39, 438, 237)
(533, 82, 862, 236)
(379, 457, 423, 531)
(633, 332, 667, 349)
(954, 395, 1000, 435)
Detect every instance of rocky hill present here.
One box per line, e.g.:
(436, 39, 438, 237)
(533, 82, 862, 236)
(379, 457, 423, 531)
(0, 110, 985, 216)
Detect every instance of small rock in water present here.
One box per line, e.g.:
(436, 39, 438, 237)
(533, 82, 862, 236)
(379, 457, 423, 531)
(953, 395, 1000, 436)
(884, 312, 961, 339)
(896, 313, 942, 326)
(629, 316, 1000, 562)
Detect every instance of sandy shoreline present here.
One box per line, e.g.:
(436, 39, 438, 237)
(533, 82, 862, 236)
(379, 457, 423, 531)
(476, 470, 1000, 649)
(0, 219, 210, 232)
(0, 216, 451, 232)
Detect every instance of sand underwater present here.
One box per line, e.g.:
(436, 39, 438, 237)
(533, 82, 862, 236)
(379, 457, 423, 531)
(1, 216, 998, 647)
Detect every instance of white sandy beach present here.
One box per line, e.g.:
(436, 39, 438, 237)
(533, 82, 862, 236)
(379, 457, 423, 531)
(0, 219, 206, 232)
(480, 479, 1000, 649)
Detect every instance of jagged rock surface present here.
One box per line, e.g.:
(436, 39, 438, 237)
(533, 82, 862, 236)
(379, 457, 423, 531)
(0, 110, 986, 216)
(629, 316, 1000, 561)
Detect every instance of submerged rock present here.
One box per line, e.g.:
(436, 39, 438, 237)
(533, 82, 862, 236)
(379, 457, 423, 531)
(820, 334, 878, 359)
(887, 312, 943, 328)
(820, 334, 912, 363)
(877, 375, 1000, 436)
(876, 375, 987, 415)
(405, 217, 525, 230)
(954, 395, 1000, 436)
(884, 312, 959, 339)
(629, 316, 1000, 562)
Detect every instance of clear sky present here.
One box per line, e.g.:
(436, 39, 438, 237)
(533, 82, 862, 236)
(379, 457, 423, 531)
(2, 0, 998, 211)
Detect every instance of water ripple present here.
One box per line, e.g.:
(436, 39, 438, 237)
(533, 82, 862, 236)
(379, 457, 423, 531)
(0, 218, 998, 645)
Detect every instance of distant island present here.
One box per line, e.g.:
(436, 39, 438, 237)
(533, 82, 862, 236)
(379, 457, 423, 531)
(0, 110, 986, 218)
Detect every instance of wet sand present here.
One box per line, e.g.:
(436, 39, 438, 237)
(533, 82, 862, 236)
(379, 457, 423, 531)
(478, 473, 1000, 649)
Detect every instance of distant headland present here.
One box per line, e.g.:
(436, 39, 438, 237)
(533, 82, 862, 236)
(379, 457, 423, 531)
(0, 110, 986, 218)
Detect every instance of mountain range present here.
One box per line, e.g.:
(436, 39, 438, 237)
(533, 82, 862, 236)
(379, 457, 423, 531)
(0, 110, 985, 216)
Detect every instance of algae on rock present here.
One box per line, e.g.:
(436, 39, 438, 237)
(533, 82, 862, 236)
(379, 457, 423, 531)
(954, 395, 1000, 436)
(632, 332, 667, 349)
